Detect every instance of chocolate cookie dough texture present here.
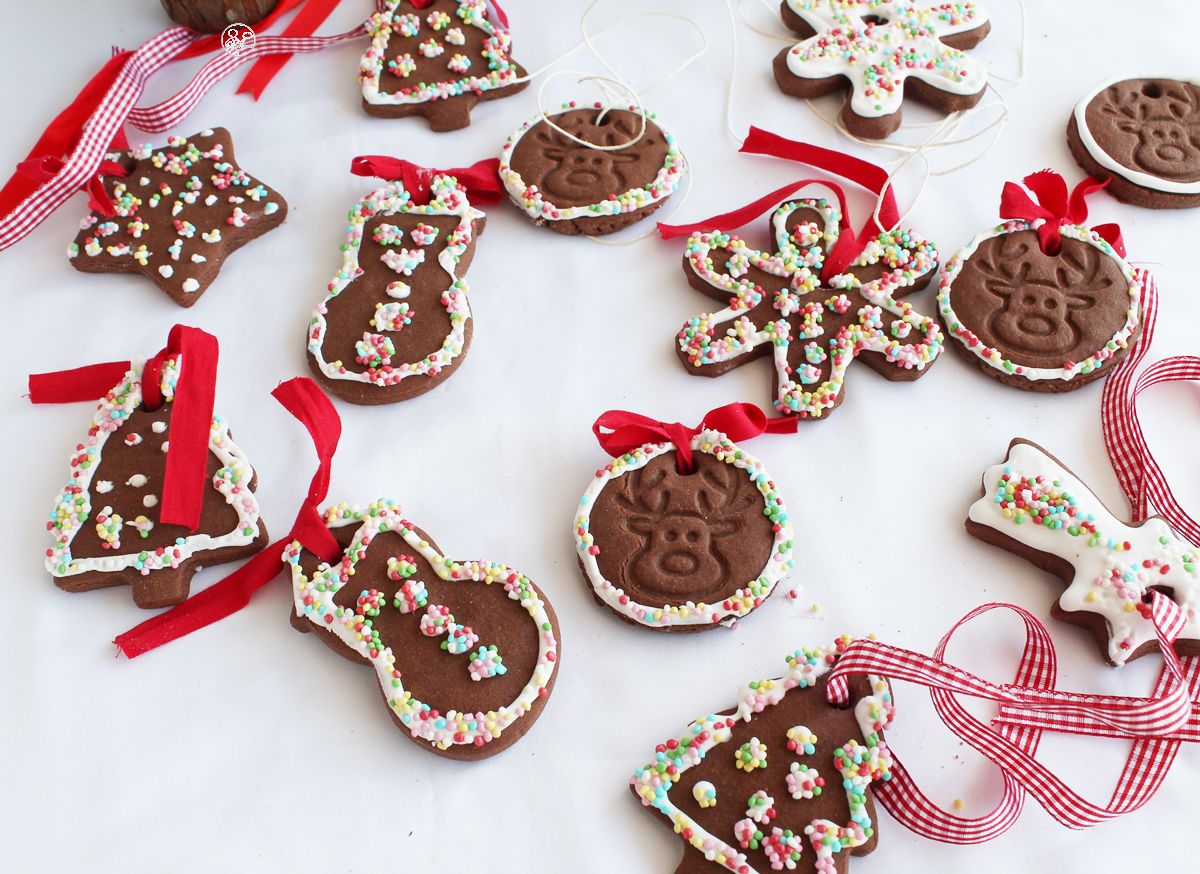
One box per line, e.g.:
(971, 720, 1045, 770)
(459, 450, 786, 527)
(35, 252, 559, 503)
(773, 0, 991, 139)
(45, 356, 267, 609)
(575, 430, 795, 632)
(306, 174, 485, 405)
(677, 197, 941, 419)
(360, 0, 527, 131)
(937, 223, 1142, 391)
(632, 640, 894, 874)
(499, 106, 683, 236)
(1068, 75, 1200, 209)
(286, 501, 559, 759)
(967, 440, 1200, 666)
(69, 128, 287, 307)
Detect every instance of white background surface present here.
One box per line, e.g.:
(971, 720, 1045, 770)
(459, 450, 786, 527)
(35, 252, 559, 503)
(1, 1, 1198, 871)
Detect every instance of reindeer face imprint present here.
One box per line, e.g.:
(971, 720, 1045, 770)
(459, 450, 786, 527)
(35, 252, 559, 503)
(576, 430, 794, 632)
(939, 225, 1142, 390)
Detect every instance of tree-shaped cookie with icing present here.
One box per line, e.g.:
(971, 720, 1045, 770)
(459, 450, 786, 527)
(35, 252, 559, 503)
(306, 171, 485, 404)
(676, 197, 942, 419)
(360, 0, 527, 131)
(45, 355, 267, 609)
(967, 439, 1200, 666)
(632, 639, 894, 874)
(285, 500, 559, 759)
(773, 1, 991, 139)
(69, 128, 287, 306)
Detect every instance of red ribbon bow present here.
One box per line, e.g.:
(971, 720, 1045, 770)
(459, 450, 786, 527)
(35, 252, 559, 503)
(350, 156, 503, 205)
(30, 324, 219, 532)
(658, 127, 900, 283)
(114, 377, 343, 658)
(999, 170, 1125, 257)
(593, 403, 796, 474)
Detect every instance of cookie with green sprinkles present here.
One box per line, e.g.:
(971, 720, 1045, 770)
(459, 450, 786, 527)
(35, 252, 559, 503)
(575, 429, 795, 632)
(285, 500, 559, 759)
(499, 105, 683, 236)
(45, 356, 267, 609)
(631, 637, 894, 873)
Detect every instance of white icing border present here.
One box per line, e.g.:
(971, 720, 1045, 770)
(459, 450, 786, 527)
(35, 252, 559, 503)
(286, 501, 558, 751)
(938, 220, 1142, 383)
(574, 430, 795, 629)
(1073, 73, 1200, 195)
(307, 175, 483, 388)
(46, 357, 261, 579)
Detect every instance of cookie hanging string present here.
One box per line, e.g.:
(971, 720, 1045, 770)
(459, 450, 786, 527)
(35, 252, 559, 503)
(114, 377, 343, 658)
(1000, 170, 1125, 257)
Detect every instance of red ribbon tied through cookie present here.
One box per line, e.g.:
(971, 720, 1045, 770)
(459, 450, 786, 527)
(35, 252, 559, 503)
(657, 127, 900, 283)
(114, 376, 343, 658)
(350, 156, 504, 206)
(999, 170, 1125, 257)
(30, 324, 219, 532)
(593, 403, 797, 475)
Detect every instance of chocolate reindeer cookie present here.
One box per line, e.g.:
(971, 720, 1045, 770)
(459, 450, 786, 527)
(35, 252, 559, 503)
(286, 500, 560, 759)
(773, 0, 991, 139)
(360, 0, 527, 131)
(306, 173, 485, 404)
(575, 429, 794, 632)
(677, 197, 941, 419)
(69, 128, 286, 307)
(632, 640, 894, 874)
(499, 106, 683, 235)
(967, 439, 1200, 666)
(45, 356, 267, 608)
(1068, 75, 1200, 209)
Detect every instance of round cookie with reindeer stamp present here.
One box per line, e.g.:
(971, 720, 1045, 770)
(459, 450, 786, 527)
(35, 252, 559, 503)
(1069, 75, 1200, 209)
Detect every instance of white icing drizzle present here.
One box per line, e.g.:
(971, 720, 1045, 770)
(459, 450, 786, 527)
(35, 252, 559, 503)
(574, 429, 795, 629)
(1074, 74, 1200, 196)
(937, 220, 1141, 383)
(968, 441, 1200, 665)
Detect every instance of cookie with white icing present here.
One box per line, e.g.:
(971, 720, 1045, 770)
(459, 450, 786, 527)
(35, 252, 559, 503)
(360, 0, 527, 131)
(69, 128, 287, 307)
(1068, 75, 1200, 209)
(499, 106, 684, 236)
(967, 439, 1200, 666)
(632, 640, 894, 874)
(306, 173, 485, 404)
(575, 429, 794, 632)
(286, 500, 559, 759)
(937, 223, 1142, 391)
(676, 198, 941, 419)
(46, 356, 267, 609)
(773, 1, 990, 139)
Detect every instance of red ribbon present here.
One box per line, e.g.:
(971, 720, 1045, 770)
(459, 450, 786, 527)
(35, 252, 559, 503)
(350, 156, 503, 205)
(16, 156, 129, 217)
(593, 403, 796, 474)
(114, 377, 343, 659)
(29, 324, 219, 532)
(999, 170, 1125, 257)
(658, 127, 900, 283)
(235, 0, 343, 99)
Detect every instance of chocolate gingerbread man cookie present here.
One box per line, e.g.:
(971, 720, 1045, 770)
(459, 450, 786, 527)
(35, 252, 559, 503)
(1068, 75, 1200, 209)
(575, 429, 795, 632)
(360, 0, 527, 131)
(632, 639, 894, 874)
(69, 128, 286, 307)
(286, 500, 560, 759)
(773, 1, 991, 139)
(499, 106, 684, 236)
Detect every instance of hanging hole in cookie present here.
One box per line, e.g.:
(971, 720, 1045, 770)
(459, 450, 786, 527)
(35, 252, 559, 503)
(1142, 83, 1164, 99)
(1146, 584, 1177, 602)
(860, 14, 889, 26)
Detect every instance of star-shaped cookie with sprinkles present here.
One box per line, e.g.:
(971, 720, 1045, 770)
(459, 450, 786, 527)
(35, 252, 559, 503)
(68, 128, 287, 307)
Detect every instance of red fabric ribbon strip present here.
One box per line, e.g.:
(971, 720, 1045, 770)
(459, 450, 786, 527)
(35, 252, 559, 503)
(114, 377, 343, 659)
(658, 126, 901, 283)
(15, 156, 128, 217)
(593, 403, 795, 474)
(350, 156, 503, 205)
(999, 170, 1125, 257)
(236, 0, 344, 99)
